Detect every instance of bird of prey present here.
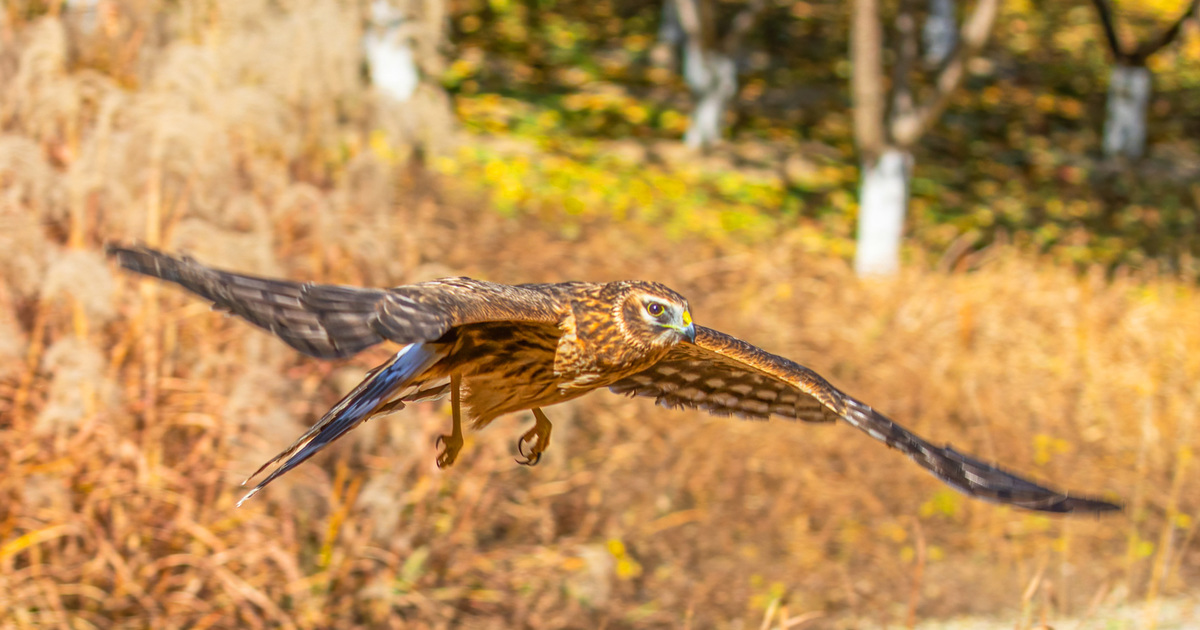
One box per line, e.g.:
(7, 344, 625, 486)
(106, 245, 1118, 512)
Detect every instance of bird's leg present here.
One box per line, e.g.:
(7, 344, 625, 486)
(516, 407, 553, 466)
(435, 374, 464, 468)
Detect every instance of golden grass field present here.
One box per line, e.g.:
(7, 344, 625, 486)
(1, 2, 1197, 628)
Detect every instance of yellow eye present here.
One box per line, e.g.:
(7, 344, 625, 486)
(646, 302, 665, 317)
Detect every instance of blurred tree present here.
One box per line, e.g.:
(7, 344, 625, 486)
(365, 0, 450, 102)
(366, 0, 420, 101)
(63, 0, 99, 34)
(670, 0, 766, 149)
(653, 0, 684, 71)
(364, 0, 457, 160)
(851, 0, 998, 276)
(1089, 0, 1198, 160)
(924, 0, 957, 67)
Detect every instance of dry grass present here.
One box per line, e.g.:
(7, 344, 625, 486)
(1, 2, 1197, 628)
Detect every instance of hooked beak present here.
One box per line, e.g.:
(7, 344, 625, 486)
(679, 310, 696, 343)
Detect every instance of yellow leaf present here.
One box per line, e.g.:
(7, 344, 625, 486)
(616, 557, 642, 579)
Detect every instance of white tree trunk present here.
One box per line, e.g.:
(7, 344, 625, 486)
(1102, 64, 1151, 159)
(365, 0, 419, 102)
(683, 42, 737, 149)
(854, 148, 913, 277)
(659, 0, 684, 47)
(923, 0, 957, 67)
(65, 0, 101, 34)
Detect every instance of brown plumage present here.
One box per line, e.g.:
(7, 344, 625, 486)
(107, 245, 1119, 513)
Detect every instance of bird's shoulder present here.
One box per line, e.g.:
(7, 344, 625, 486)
(400, 277, 605, 299)
(376, 277, 624, 335)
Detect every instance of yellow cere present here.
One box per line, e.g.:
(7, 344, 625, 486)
(682, 310, 692, 326)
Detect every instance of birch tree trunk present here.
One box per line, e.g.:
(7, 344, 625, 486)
(65, 0, 101, 34)
(1089, 0, 1197, 161)
(851, 0, 998, 277)
(682, 43, 738, 149)
(361, 0, 454, 158)
(672, 0, 764, 150)
(365, 0, 419, 102)
(854, 149, 913, 276)
(1102, 64, 1151, 159)
(923, 0, 956, 67)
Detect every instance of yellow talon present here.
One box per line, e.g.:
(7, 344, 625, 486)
(435, 433, 463, 468)
(516, 408, 553, 466)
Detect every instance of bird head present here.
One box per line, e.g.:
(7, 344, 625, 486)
(617, 282, 696, 348)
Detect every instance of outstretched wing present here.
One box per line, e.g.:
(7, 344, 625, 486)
(106, 245, 564, 358)
(610, 326, 1119, 513)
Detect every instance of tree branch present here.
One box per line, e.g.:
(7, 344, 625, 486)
(1089, 0, 1128, 62)
(672, 0, 710, 46)
(721, 0, 767, 54)
(891, 0, 999, 147)
(1090, 0, 1198, 65)
(1130, 0, 1198, 64)
(891, 0, 921, 130)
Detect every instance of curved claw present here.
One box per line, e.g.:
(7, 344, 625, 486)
(514, 409, 553, 467)
(515, 453, 542, 466)
(515, 435, 542, 466)
(436, 433, 462, 469)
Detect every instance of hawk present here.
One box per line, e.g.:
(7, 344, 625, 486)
(106, 245, 1118, 512)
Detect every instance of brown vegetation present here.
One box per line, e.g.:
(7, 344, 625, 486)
(0, 1, 1195, 628)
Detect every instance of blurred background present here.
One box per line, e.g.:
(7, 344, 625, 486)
(1, 0, 1198, 627)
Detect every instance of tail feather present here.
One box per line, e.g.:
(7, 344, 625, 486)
(237, 342, 447, 506)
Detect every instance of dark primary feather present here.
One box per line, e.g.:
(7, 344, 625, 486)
(106, 245, 390, 358)
(106, 245, 565, 359)
(611, 326, 1120, 513)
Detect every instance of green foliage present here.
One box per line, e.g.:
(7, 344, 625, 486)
(434, 128, 804, 245)
(446, 0, 1200, 270)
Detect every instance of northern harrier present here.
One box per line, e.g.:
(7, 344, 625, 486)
(107, 245, 1118, 512)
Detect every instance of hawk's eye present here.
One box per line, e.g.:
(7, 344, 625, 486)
(646, 302, 665, 317)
